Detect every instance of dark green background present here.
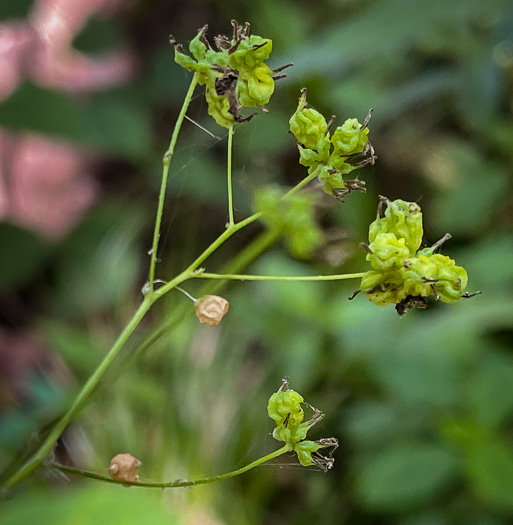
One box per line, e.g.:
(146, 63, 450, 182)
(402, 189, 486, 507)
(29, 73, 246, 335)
(2, 0, 513, 523)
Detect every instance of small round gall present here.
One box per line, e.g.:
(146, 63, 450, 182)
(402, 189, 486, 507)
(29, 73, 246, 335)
(195, 295, 229, 326)
(109, 453, 141, 487)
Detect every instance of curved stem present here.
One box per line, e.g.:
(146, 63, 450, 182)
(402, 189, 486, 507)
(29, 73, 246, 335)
(123, 229, 281, 367)
(193, 272, 367, 282)
(2, 295, 155, 489)
(284, 168, 319, 198)
(148, 72, 199, 292)
(155, 211, 266, 298)
(50, 444, 291, 489)
(227, 125, 235, 227)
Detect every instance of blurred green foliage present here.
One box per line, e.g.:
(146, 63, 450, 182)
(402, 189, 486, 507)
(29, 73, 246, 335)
(1, 0, 513, 524)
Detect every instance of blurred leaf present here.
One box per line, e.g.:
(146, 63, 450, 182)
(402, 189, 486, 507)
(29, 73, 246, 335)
(466, 436, 513, 512)
(343, 401, 402, 449)
(399, 510, 449, 525)
(142, 48, 192, 104)
(73, 17, 125, 54)
(235, 110, 291, 156)
(252, 254, 327, 323)
(39, 321, 100, 379)
(286, 0, 512, 77)
(424, 141, 509, 237)
(0, 0, 32, 20)
(24, 373, 67, 413)
(0, 84, 152, 160)
(456, 49, 505, 127)
(0, 223, 48, 292)
(467, 352, 513, 429)
(0, 83, 86, 140)
(52, 202, 147, 315)
(81, 90, 153, 160)
(0, 411, 34, 454)
(355, 441, 459, 511)
(457, 234, 513, 292)
(1, 485, 182, 525)
(253, 0, 312, 51)
(328, 69, 456, 125)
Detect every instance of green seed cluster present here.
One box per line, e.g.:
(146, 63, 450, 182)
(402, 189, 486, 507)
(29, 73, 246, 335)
(228, 34, 275, 108)
(289, 90, 374, 199)
(267, 379, 337, 471)
(360, 198, 469, 315)
(254, 187, 323, 259)
(172, 23, 277, 129)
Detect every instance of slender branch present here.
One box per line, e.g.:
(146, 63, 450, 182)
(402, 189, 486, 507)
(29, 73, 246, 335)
(155, 211, 267, 298)
(227, 125, 235, 226)
(193, 272, 367, 282)
(148, 72, 200, 291)
(122, 229, 281, 366)
(284, 168, 319, 198)
(0, 75, 350, 490)
(50, 444, 291, 489)
(2, 294, 155, 489)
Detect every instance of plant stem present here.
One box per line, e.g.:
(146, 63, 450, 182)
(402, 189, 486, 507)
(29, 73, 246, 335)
(193, 272, 367, 282)
(2, 269, 195, 491)
(2, 295, 154, 489)
(155, 211, 268, 298)
(148, 72, 199, 292)
(1, 86, 349, 490)
(227, 125, 235, 227)
(123, 229, 281, 366)
(284, 169, 319, 198)
(50, 444, 291, 488)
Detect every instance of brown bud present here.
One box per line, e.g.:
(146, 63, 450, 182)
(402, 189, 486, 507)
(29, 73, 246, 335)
(109, 453, 141, 487)
(195, 295, 229, 326)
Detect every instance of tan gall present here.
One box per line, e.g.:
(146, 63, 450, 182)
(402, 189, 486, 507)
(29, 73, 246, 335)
(195, 295, 230, 326)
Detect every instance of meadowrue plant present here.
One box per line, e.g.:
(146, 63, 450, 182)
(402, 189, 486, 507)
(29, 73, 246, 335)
(1, 20, 479, 494)
(354, 196, 478, 316)
(170, 21, 290, 128)
(254, 187, 323, 259)
(289, 89, 377, 200)
(268, 378, 338, 471)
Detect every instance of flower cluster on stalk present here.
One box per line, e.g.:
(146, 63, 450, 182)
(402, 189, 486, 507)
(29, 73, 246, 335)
(267, 378, 338, 472)
(171, 21, 290, 128)
(289, 89, 377, 200)
(355, 196, 476, 315)
(254, 187, 323, 259)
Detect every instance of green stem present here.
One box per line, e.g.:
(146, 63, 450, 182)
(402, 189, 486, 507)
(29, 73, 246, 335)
(50, 444, 291, 489)
(123, 229, 281, 366)
(194, 272, 367, 282)
(155, 211, 268, 298)
(284, 168, 319, 198)
(2, 295, 154, 489)
(148, 72, 199, 292)
(227, 125, 235, 227)
(1, 88, 342, 490)
(2, 268, 196, 491)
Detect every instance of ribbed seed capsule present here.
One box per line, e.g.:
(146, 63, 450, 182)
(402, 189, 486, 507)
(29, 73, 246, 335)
(109, 453, 141, 487)
(330, 118, 369, 156)
(289, 90, 329, 151)
(358, 198, 471, 315)
(267, 379, 338, 472)
(369, 198, 423, 255)
(195, 295, 230, 326)
(367, 232, 410, 271)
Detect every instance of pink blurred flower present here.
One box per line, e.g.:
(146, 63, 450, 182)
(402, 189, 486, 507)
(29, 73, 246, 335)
(0, 0, 137, 239)
(0, 23, 34, 101)
(8, 133, 98, 239)
(29, 0, 136, 92)
(0, 0, 136, 100)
